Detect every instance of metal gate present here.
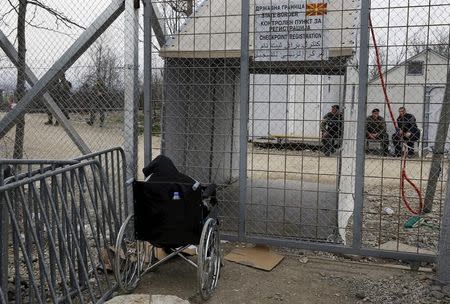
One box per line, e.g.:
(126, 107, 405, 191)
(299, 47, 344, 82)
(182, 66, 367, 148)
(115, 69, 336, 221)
(145, 0, 450, 265)
(1, 0, 450, 292)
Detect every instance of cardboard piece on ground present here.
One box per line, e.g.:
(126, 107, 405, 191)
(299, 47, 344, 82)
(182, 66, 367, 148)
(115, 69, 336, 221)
(99, 248, 113, 271)
(379, 241, 435, 255)
(182, 245, 197, 256)
(155, 247, 168, 260)
(224, 245, 284, 271)
(108, 241, 153, 263)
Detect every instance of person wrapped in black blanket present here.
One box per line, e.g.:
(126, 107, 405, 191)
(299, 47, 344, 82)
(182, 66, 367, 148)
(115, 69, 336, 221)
(135, 155, 216, 250)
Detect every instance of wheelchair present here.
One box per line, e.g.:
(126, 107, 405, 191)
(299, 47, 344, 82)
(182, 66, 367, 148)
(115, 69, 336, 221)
(113, 155, 221, 300)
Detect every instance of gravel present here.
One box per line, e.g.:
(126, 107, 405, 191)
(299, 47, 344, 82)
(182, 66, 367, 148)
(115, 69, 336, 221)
(327, 273, 450, 304)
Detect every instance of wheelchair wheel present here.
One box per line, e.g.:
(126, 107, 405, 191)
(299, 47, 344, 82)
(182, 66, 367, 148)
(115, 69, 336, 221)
(114, 214, 153, 293)
(197, 218, 221, 300)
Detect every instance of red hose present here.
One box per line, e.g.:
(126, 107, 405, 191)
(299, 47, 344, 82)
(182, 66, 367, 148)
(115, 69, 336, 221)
(369, 16, 423, 215)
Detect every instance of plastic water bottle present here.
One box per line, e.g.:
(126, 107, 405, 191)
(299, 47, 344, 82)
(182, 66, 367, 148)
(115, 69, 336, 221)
(192, 181, 200, 190)
(172, 192, 181, 200)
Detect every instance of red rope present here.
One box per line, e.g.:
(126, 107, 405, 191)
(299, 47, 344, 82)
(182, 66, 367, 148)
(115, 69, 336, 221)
(369, 16, 423, 215)
(369, 17, 397, 129)
(400, 145, 424, 215)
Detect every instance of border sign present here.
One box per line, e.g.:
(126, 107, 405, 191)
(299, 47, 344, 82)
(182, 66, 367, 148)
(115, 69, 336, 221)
(254, 0, 329, 61)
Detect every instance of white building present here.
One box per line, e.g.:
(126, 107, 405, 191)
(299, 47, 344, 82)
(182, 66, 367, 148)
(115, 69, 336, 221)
(248, 49, 448, 152)
(367, 49, 448, 150)
(248, 73, 344, 142)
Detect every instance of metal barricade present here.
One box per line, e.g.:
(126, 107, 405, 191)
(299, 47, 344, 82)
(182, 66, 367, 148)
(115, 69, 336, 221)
(74, 147, 128, 221)
(0, 149, 126, 303)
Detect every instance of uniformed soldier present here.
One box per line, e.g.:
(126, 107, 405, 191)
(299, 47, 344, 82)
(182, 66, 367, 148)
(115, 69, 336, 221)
(87, 79, 106, 127)
(366, 108, 389, 156)
(392, 106, 420, 157)
(321, 105, 343, 156)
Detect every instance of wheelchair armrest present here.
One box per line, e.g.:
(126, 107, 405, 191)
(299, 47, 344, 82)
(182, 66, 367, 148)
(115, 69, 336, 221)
(202, 183, 217, 206)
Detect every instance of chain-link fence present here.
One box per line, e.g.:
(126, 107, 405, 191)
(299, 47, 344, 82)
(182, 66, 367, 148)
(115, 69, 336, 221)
(2, 0, 450, 297)
(0, 1, 136, 302)
(0, 0, 137, 162)
(362, 1, 450, 257)
(146, 0, 450, 264)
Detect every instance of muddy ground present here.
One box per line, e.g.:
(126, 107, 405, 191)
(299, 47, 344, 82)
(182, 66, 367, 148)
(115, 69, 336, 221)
(130, 244, 448, 304)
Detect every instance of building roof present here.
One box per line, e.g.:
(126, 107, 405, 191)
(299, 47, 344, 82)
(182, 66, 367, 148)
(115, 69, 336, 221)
(160, 0, 360, 59)
(369, 48, 448, 83)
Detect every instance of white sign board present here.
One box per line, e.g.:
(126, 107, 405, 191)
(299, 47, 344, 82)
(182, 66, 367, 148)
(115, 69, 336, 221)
(254, 0, 329, 61)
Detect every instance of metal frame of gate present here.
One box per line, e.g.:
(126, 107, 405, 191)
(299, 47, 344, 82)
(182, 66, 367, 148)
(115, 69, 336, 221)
(0, 2, 449, 300)
(141, 0, 450, 278)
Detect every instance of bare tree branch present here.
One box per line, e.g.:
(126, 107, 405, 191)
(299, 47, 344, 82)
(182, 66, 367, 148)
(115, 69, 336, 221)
(24, 20, 77, 38)
(407, 28, 449, 58)
(167, 0, 193, 16)
(1, 1, 18, 24)
(2, 0, 84, 37)
(138, 22, 160, 51)
(6, 26, 18, 38)
(5, 0, 19, 15)
(27, 3, 38, 25)
(27, 0, 85, 30)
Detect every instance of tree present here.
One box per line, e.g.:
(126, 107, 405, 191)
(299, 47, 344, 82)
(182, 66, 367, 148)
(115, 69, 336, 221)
(369, 38, 406, 81)
(77, 37, 122, 112)
(369, 42, 386, 80)
(167, 0, 194, 17)
(161, 0, 196, 36)
(1, 0, 83, 159)
(85, 37, 121, 92)
(408, 29, 450, 58)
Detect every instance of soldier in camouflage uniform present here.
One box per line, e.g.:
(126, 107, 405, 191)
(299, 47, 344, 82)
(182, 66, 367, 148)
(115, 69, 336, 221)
(392, 106, 420, 157)
(45, 74, 71, 126)
(321, 105, 343, 156)
(366, 108, 389, 156)
(87, 79, 106, 127)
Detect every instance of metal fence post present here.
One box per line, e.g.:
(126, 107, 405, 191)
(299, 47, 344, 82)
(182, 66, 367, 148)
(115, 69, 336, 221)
(124, 0, 139, 216)
(437, 162, 450, 284)
(353, 0, 371, 249)
(0, 170, 8, 295)
(424, 68, 450, 213)
(239, 0, 250, 241)
(143, 0, 153, 166)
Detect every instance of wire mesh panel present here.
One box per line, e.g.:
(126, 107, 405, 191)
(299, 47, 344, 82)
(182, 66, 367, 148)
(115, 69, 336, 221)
(245, 0, 360, 244)
(151, 0, 242, 235)
(0, 0, 135, 160)
(362, 1, 450, 257)
(151, 0, 448, 259)
(150, 0, 364, 244)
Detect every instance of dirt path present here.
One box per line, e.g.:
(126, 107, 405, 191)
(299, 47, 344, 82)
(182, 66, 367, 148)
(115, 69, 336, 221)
(130, 245, 441, 304)
(1, 114, 446, 187)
